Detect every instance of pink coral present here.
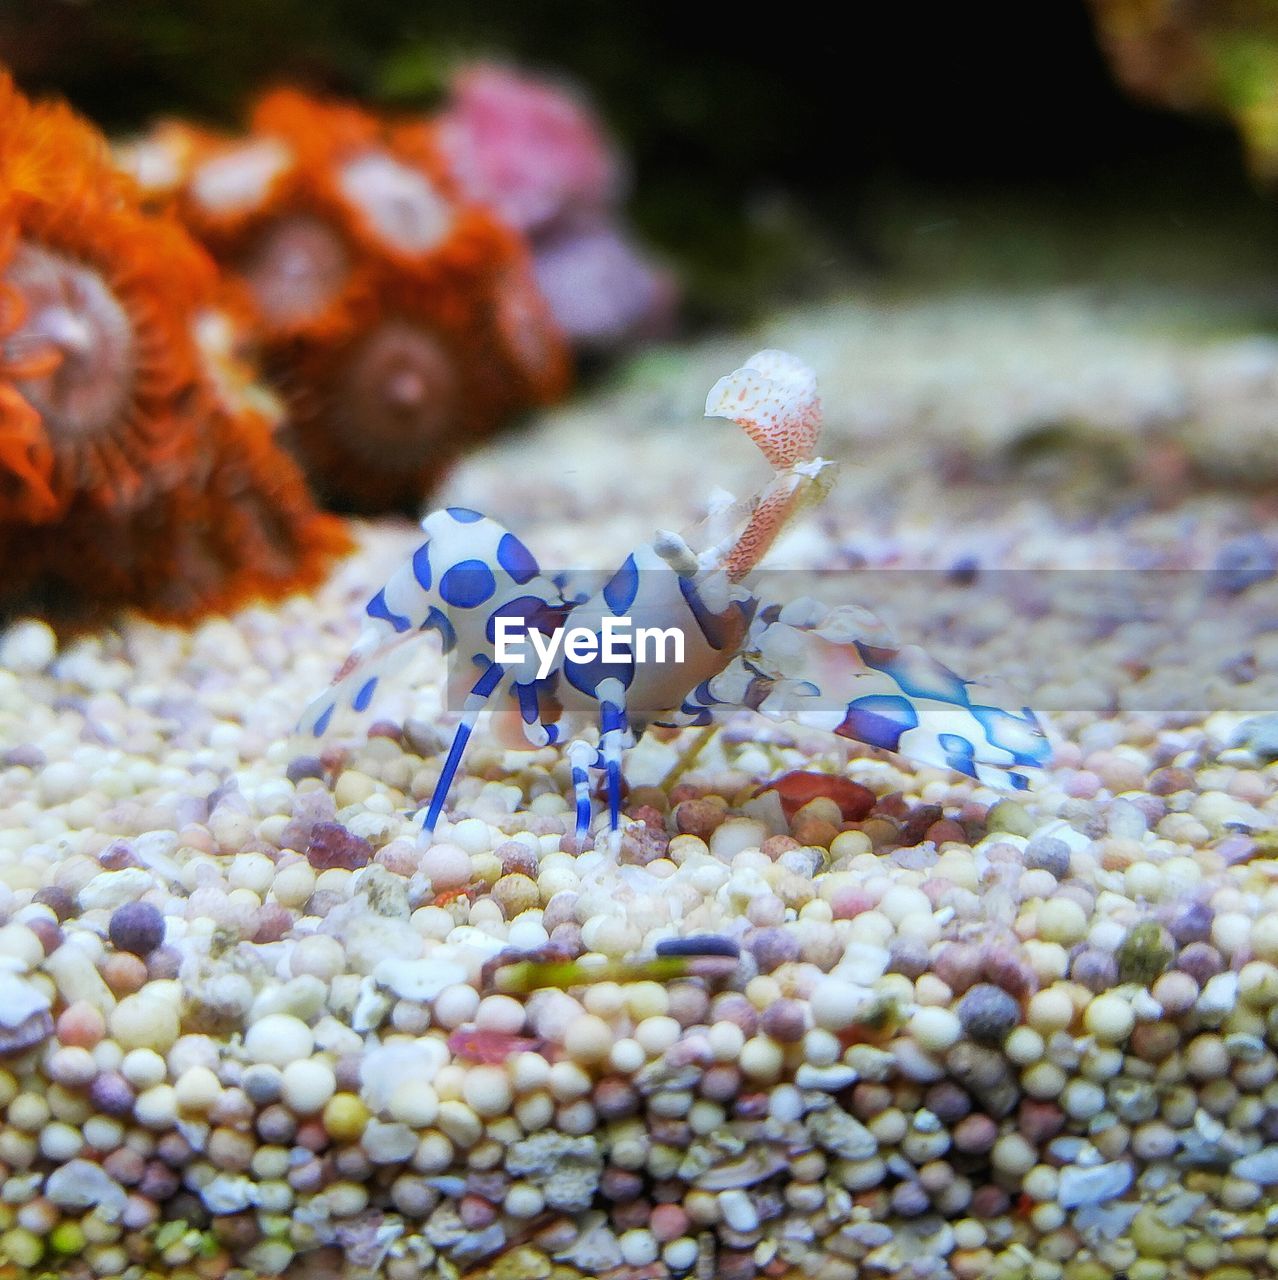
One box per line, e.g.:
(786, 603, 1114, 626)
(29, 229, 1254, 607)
(439, 62, 677, 353)
(438, 61, 622, 235)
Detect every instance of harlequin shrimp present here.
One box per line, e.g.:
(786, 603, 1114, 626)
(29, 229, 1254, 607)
(300, 350, 1051, 845)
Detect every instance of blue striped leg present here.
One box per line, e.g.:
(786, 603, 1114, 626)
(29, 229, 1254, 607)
(596, 676, 631, 832)
(567, 739, 597, 849)
(421, 660, 507, 839)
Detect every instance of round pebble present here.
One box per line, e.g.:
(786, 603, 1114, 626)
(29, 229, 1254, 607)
(244, 1015, 314, 1067)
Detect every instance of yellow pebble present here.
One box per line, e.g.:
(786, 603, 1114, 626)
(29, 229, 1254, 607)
(1084, 993, 1134, 1043)
(109, 994, 179, 1053)
(624, 981, 669, 1021)
(334, 770, 378, 807)
(1037, 898, 1088, 946)
(321, 1092, 369, 1143)
(563, 1015, 614, 1065)
(1027, 987, 1074, 1033)
(1250, 913, 1278, 963)
(739, 1035, 784, 1082)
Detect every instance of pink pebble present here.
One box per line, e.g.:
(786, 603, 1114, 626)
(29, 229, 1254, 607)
(830, 888, 873, 920)
(1064, 770, 1102, 799)
(650, 1203, 689, 1244)
(376, 839, 421, 878)
(458, 1194, 497, 1228)
(421, 842, 473, 892)
(177, 823, 217, 855)
(56, 1001, 105, 1049)
(1086, 751, 1146, 793)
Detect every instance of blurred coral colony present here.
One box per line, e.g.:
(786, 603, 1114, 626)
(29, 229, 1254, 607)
(2, 62, 676, 623)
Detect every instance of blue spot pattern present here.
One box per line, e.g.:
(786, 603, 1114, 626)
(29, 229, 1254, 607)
(678, 575, 744, 652)
(859, 644, 968, 705)
(484, 596, 568, 646)
(446, 507, 485, 523)
(312, 704, 334, 737)
(516, 682, 541, 725)
(420, 605, 457, 652)
(564, 640, 636, 698)
(836, 694, 919, 752)
(603, 554, 640, 613)
(367, 588, 411, 634)
(412, 542, 431, 590)
(970, 705, 1052, 766)
(353, 678, 379, 713)
(497, 533, 540, 585)
(937, 733, 977, 777)
(439, 560, 497, 608)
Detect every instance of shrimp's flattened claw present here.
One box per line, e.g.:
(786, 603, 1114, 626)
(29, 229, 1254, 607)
(704, 348, 822, 468)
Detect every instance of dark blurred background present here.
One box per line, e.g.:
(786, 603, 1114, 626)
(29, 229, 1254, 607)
(2, 0, 1272, 317)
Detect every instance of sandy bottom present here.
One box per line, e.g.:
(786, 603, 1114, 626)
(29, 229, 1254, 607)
(3, 288, 1278, 1279)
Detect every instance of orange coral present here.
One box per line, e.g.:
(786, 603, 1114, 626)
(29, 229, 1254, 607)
(0, 74, 349, 625)
(142, 89, 572, 514)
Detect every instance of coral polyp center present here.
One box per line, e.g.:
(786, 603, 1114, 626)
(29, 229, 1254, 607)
(240, 216, 352, 327)
(338, 150, 453, 254)
(3, 242, 136, 440)
(338, 321, 458, 466)
(191, 137, 291, 214)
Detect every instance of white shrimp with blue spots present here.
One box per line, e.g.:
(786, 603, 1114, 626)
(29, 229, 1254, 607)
(300, 352, 1051, 846)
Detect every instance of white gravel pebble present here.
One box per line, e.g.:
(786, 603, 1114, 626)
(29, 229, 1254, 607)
(243, 1014, 314, 1067)
(1057, 1161, 1134, 1208)
(1232, 1146, 1278, 1184)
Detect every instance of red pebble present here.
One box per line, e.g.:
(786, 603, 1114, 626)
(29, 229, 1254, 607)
(458, 1194, 497, 1228)
(926, 819, 967, 846)
(294, 1121, 330, 1152)
(27, 917, 62, 955)
(759, 771, 875, 821)
(1018, 1099, 1065, 1144)
(99, 842, 141, 870)
(251, 904, 294, 944)
(305, 822, 373, 870)
(649, 1202, 689, 1243)
(447, 1028, 544, 1063)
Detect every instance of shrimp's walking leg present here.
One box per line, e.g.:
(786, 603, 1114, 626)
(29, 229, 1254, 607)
(567, 739, 596, 849)
(596, 676, 631, 832)
(422, 661, 507, 839)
